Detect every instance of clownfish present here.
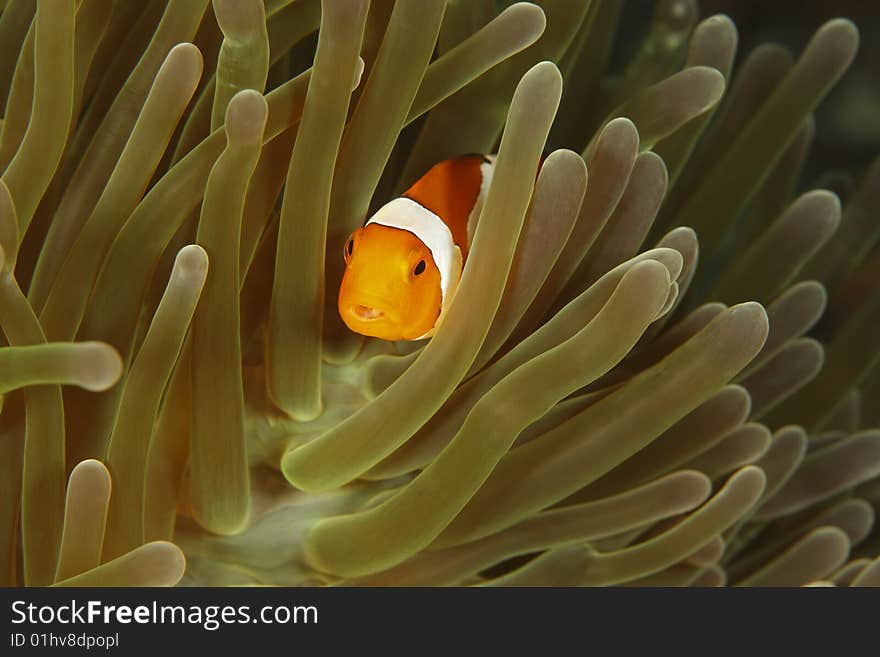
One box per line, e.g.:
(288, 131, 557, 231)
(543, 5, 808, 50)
(338, 154, 496, 341)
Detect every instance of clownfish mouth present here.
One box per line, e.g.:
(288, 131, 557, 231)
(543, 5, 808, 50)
(353, 304, 385, 321)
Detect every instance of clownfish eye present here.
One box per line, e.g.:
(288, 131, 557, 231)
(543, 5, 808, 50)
(344, 237, 354, 262)
(413, 259, 426, 276)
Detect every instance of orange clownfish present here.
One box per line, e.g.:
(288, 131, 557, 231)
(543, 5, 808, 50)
(338, 154, 496, 341)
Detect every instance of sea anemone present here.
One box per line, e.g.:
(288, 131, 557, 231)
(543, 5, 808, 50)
(1, 0, 879, 588)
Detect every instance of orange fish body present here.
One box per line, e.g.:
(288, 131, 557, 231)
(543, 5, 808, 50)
(338, 154, 496, 341)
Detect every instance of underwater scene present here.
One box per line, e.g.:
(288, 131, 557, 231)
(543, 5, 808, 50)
(0, 0, 879, 587)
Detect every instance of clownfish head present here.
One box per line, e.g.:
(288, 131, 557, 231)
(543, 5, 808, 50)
(338, 223, 443, 341)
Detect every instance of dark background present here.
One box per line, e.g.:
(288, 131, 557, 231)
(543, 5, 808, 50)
(622, 0, 879, 187)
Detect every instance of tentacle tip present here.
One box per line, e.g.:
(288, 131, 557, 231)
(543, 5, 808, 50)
(68, 459, 112, 497)
(168, 42, 204, 78)
(516, 2, 547, 33)
(693, 65, 727, 105)
(674, 469, 714, 503)
(280, 452, 327, 494)
(733, 464, 768, 491)
(70, 458, 110, 477)
(822, 17, 860, 42)
(225, 90, 269, 145)
(807, 189, 844, 225)
(522, 60, 563, 94)
(815, 18, 860, 66)
(669, 225, 698, 241)
(175, 244, 210, 280)
(190, 507, 250, 537)
(213, 0, 267, 41)
(146, 541, 188, 586)
(704, 13, 736, 29)
(352, 57, 365, 91)
(727, 301, 770, 344)
(76, 342, 124, 392)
